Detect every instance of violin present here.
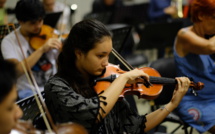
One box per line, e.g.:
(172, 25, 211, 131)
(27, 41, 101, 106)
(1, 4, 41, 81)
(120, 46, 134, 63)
(94, 64, 204, 100)
(30, 25, 68, 50)
(10, 120, 88, 134)
(94, 48, 204, 100)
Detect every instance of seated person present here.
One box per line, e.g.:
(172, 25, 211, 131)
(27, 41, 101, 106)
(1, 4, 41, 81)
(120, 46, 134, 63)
(92, 0, 123, 13)
(44, 19, 191, 133)
(0, 59, 23, 134)
(174, 0, 215, 133)
(0, 0, 7, 25)
(1, 0, 62, 100)
(43, 0, 71, 33)
(147, 0, 177, 22)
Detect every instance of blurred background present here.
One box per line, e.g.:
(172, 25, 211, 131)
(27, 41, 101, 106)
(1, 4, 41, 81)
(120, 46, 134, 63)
(3, 0, 204, 133)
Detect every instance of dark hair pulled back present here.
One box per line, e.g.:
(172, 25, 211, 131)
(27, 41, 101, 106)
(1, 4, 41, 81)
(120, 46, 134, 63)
(57, 19, 111, 97)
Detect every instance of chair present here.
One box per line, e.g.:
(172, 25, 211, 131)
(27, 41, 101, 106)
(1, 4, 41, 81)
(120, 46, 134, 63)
(16, 91, 47, 130)
(148, 57, 193, 134)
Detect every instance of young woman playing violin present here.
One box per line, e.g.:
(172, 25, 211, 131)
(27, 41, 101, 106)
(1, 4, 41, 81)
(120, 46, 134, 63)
(44, 19, 191, 134)
(1, 0, 62, 100)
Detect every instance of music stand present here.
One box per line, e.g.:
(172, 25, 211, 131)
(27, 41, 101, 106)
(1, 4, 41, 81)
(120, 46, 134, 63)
(17, 91, 47, 130)
(106, 24, 132, 64)
(44, 11, 62, 28)
(111, 3, 149, 24)
(16, 92, 45, 120)
(136, 21, 183, 58)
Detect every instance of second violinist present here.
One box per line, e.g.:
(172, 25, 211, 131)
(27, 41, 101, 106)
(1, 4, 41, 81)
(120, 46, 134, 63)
(44, 19, 191, 134)
(1, 0, 62, 100)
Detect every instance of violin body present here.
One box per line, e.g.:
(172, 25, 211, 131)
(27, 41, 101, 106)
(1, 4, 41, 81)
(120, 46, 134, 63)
(10, 120, 88, 134)
(10, 120, 43, 134)
(55, 123, 88, 134)
(30, 25, 68, 50)
(94, 64, 163, 100)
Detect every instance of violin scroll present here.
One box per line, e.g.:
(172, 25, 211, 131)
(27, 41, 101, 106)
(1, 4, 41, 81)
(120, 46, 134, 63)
(190, 81, 204, 90)
(189, 81, 204, 96)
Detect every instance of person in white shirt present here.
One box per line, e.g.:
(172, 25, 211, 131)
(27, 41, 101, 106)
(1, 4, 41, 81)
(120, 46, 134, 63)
(1, 0, 62, 100)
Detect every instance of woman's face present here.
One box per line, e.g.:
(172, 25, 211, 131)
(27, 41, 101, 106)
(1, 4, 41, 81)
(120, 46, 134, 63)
(0, 85, 23, 134)
(76, 36, 112, 77)
(201, 16, 215, 35)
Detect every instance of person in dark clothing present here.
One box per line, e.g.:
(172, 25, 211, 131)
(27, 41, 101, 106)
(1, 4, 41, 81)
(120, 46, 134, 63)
(92, 0, 123, 13)
(44, 19, 190, 134)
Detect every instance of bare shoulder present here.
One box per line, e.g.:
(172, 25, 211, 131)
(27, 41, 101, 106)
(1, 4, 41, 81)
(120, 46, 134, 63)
(176, 26, 196, 44)
(178, 27, 193, 38)
(175, 27, 194, 57)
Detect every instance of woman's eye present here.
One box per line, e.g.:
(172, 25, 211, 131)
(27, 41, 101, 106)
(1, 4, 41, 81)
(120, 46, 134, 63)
(7, 106, 13, 111)
(98, 55, 104, 58)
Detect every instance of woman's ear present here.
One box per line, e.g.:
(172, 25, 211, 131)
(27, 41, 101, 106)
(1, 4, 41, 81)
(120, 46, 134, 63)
(75, 49, 82, 59)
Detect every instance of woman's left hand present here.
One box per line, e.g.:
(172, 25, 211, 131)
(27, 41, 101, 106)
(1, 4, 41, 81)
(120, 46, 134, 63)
(170, 77, 190, 108)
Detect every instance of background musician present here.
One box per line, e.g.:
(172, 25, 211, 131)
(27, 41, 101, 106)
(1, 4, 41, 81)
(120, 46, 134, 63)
(174, 0, 215, 133)
(1, 0, 61, 100)
(147, 0, 178, 23)
(0, 0, 8, 25)
(43, 0, 71, 34)
(0, 59, 23, 134)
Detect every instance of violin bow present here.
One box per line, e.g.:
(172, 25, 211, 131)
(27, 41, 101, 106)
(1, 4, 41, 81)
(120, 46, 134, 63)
(10, 23, 57, 133)
(111, 48, 152, 87)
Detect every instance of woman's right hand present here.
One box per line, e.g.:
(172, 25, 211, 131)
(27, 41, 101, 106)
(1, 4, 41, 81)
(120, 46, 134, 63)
(122, 69, 149, 84)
